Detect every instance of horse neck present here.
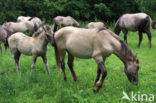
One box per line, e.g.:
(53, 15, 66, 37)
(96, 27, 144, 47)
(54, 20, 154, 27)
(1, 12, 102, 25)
(35, 32, 48, 47)
(113, 40, 134, 66)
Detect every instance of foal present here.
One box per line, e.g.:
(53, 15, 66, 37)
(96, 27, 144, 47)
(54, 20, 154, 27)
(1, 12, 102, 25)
(114, 13, 152, 48)
(8, 25, 54, 75)
(53, 27, 140, 92)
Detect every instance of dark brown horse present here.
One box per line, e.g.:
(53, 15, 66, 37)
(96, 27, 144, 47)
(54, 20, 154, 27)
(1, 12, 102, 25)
(114, 13, 152, 48)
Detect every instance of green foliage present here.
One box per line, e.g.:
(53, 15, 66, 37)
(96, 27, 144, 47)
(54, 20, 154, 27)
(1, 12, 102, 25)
(0, 0, 155, 23)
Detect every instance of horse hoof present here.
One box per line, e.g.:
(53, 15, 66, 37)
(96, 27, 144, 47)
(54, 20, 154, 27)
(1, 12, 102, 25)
(96, 81, 102, 87)
(93, 87, 99, 92)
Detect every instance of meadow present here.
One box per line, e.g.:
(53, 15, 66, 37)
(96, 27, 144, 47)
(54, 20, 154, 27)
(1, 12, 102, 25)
(0, 23, 156, 103)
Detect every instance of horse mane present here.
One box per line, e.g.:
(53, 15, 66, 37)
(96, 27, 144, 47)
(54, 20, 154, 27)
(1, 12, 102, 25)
(32, 28, 43, 37)
(120, 40, 134, 60)
(28, 17, 35, 21)
(98, 28, 134, 60)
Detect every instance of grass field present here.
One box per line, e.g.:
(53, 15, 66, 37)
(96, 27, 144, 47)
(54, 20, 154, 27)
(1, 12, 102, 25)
(0, 23, 156, 103)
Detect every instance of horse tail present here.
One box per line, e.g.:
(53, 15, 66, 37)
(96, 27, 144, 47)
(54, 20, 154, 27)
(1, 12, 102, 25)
(114, 19, 121, 35)
(34, 23, 38, 32)
(4, 39, 9, 50)
(138, 16, 151, 32)
(52, 19, 57, 32)
(53, 42, 61, 71)
(28, 17, 35, 21)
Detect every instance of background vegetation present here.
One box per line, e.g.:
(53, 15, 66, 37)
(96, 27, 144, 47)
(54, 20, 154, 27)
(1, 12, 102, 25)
(0, 0, 156, 24)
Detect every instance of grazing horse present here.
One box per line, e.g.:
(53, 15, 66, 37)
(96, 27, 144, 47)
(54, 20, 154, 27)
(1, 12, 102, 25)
(114, 13, 152, 48)
(52, 27, 140, 92)
(52, 16, 80, 32)
(17, 16, 31, 22)
(0, 26, 11, 54)
(3, 21, 37, 36)
(8, 25, 54, 75)
(86, 22, 109, 29)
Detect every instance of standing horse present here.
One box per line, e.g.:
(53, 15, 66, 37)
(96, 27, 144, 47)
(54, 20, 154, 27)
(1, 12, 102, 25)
(114, 13, 152, 48)
(0, 26, 11, 54)
(17, 16, 31, 22)
(8, 25, 54, 75)
(86, 22, 109, 29)
(52, 27, 140, 92)
(3, 21, 37, 36)
(28, 17, 44, 31)
(52, 16, 80, 32)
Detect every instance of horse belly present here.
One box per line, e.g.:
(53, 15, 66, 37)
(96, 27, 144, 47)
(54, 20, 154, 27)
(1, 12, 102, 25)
(66, 41, 93, 59)
(17, 41, 33, 55)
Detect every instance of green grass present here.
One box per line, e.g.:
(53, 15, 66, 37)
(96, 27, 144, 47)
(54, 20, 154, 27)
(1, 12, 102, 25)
(0, 23, 156, 103)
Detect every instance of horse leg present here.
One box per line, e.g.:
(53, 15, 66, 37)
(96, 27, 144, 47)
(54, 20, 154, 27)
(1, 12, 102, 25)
(137, 31, 143, 48)
(13, 50, 21, 75)
(145, 30, 152, 48)
(67, 53, 77, 81)
(41, 55, 50, 75)
(59, 50, 67, 81)
(30, 55, 37, 75)
(94, 66, 101, 85)
(122, 29, 128, 44)
(93, 56, 107, 92)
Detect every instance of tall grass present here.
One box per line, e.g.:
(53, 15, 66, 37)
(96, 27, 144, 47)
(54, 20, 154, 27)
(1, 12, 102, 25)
(0, 23, 156, 103)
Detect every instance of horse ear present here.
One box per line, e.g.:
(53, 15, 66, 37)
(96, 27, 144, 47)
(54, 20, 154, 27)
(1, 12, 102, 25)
(43, 26, 46, 31)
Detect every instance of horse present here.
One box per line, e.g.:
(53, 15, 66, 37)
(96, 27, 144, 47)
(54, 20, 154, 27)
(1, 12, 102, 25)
(52, 27, 140, 92)
(52, 16, 80, 32)
(2, 21, 37, 36)
(114, 13, 152, 48)
(8, 25, 54, 75)
(0, 26, 11, 54)
(17, 16, 31, 22)
(28, 17, 44, 31)
(86, 22, 109, 29)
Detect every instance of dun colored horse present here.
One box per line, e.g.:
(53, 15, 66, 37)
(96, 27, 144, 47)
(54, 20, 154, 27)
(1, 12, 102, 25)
(86, 22, 109, 29)
(3, 21, 37, 36)
(8, 25, 54, 75)
(0, 26, 11, 54)
(52, 16, 80, 32)
(52, 27, 140, 92)
(17, 16, 31, 22)
(114, 13, 152, 48)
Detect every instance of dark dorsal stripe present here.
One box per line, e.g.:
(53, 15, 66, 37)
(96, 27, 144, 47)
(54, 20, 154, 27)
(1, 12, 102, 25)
(98, 27, 108, 32)
(28, 17, 36, 21)
(33, 29, 43, 37)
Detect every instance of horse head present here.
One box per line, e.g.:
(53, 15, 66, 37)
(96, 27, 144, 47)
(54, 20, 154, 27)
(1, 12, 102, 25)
(124, 54, 140, 84)
(43, 25, 55, 46)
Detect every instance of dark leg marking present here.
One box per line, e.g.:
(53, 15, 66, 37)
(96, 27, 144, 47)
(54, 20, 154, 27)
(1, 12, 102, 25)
(137, 31, 143, 48)
(67, 53, 77, 81)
